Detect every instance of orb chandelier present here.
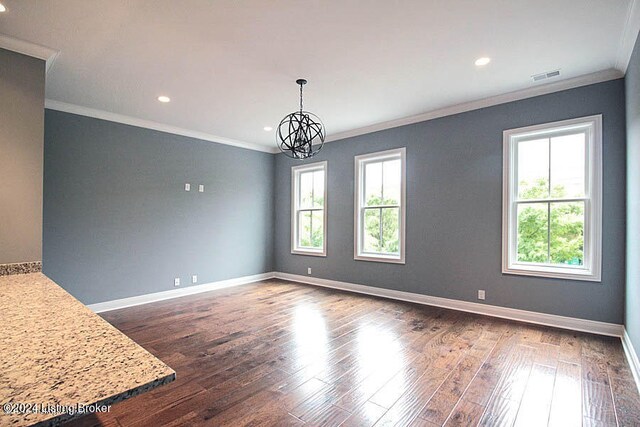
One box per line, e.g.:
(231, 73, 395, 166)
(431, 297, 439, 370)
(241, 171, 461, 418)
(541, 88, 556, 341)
(276, 79, 325, 159)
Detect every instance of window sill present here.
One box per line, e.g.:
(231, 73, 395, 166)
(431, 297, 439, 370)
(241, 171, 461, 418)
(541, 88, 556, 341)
(291, 249, 326, 257)
(502, 264, 601, 282)
(354, 254, 405, 264)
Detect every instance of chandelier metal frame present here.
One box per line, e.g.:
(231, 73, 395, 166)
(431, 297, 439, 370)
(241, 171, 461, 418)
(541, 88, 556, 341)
(276, 79, 325, 159)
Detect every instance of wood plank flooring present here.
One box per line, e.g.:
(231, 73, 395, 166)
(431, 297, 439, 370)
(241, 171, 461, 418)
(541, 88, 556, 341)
(66, 279, 640, 427)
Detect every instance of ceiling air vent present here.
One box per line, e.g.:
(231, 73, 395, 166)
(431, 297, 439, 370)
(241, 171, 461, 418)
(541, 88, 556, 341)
(532, 69, 561, 82)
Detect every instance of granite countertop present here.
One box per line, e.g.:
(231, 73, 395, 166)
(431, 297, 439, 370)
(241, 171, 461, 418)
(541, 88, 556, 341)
(0, 273, 175, 426)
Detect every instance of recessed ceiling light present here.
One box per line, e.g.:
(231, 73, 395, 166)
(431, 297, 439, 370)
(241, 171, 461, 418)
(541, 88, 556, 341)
(475, 57, 491, 66)
(0, 3, 6, 12)
(157, 95, 170, 103)
(263, 126, 273, 131)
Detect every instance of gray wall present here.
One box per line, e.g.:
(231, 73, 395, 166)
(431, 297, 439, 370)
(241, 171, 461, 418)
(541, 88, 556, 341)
(626, 33, 640, 353)
(275, 79, 626, 324)
(44, 110, 274, 304)
(0, 49, 45, 264)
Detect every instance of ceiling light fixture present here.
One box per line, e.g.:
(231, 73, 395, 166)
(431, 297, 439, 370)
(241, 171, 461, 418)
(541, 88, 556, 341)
(157, 95, 170, 103)
(276, 79, 325, 159)
(263, 126, 273, 132)
(475, 57, 491, 66)
(0, 3, 6, 12)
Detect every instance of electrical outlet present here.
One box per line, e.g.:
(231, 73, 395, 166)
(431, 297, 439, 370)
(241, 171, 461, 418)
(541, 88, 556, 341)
(198, 184, 205, 193)
(192, 275, 198, 284)
(174, 277, 181, 287)
(478, 290, 486, 300)
(184, 183, 191, 191)
(307, 267, 312, 275)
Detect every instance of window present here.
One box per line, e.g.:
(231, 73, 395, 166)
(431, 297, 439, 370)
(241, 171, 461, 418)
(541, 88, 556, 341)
(291, 161, 327, 256)
(355, 148, 406, 263)
(502, 115, 602, 281)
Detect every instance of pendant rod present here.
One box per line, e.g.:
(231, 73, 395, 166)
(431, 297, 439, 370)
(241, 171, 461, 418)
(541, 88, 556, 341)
(296, 79, 307, 112)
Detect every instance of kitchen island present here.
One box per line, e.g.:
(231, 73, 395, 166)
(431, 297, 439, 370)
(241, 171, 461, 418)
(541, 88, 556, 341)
(0, 273, 175, 426)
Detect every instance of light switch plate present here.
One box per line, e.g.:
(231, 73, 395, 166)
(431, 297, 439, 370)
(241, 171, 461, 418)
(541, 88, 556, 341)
(198, 184, 204, 193)
(185, 183, 191, 191)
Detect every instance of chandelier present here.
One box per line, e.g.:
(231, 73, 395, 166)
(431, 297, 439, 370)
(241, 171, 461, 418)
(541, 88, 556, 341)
(276, 79, 325, 159)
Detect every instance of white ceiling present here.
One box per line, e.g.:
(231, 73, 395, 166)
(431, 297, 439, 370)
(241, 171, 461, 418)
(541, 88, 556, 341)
(0, 0, 638, 151)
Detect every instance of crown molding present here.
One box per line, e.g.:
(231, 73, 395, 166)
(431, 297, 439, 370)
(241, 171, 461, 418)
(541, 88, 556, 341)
(47, 68, 623, 156)
(0, 33, 59, 72)
(325, 68, 624, 144)
(616, 0, 640, 72)
(45, 100, 277, 153)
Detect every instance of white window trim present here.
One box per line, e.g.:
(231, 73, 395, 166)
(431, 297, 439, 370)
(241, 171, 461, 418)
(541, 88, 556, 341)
(291, 161, 327, 257)
(502, 115, 602, 282)
(354, 147, 406, 264)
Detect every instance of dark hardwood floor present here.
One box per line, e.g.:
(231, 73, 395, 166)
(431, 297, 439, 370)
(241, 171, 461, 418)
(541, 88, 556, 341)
(66, 279, 640, 426)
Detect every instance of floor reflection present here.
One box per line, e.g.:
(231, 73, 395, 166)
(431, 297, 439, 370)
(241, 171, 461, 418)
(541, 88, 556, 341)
(357, 325, 403, 374)
(355, 323, 406, 396)
(292, 304, 328, 372)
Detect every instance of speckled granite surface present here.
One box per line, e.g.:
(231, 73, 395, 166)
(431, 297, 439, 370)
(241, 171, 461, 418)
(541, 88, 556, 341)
(0, 262, 42, 276)
(0, 273, 175, 427)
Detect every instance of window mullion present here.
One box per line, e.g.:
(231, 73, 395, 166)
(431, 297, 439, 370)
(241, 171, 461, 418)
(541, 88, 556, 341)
(360, 205, 365, 254)
(585, 131, 590, 197)
(363, 162, 368, 208)
(311, 171, 315, 208)
(309, 210, 313, 246)
(365, 204, 400, 209)
(297, 171, 302, 210)
(299, 208, 322, 213)
(515, 197, 588, 204)
(379, 207, 383, 251)
(297, 209, 302, 248)
(547, 137, 551, 264)
(547, 202, 551, 264)
(547, 137, 551, 198)
(381, 161, 385, 202)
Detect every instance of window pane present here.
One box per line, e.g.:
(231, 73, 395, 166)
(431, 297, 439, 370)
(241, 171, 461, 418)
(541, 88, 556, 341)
(298, 211, 312, 248)
(363, 208, 381, 252)
(381, 207, 400, 254)
(299, 171, 314, 208)
(310, 210, 324, 249)
(362, 208, 399, 255)
(383, 159, 401, 205)
(517, 138, 549, 199)
(517, 203, 549, 263)
(550, 133, 585, 198)
(312, 170, 324, 207)
(550, 202, 584, 266)
(365, 162, 383, 206)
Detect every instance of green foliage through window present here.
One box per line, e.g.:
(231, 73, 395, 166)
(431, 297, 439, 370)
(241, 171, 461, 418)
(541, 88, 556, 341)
(516, 178, 584, 265)
(299, 210, 323, 248)
(363, 196, 399, 254)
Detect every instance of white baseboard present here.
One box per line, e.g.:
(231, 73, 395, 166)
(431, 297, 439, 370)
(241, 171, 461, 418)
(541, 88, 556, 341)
(86, 270, 634, 383)
(622, 329, 640, 393)
(87, 272, 276, 313)
(86, 270, 624, 338)
(274, 272, 624, 337)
